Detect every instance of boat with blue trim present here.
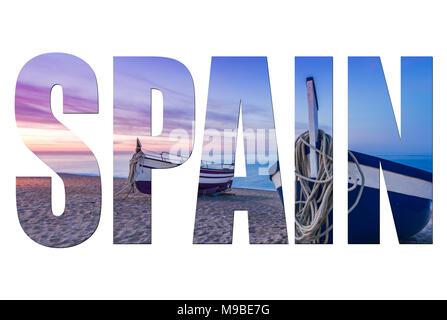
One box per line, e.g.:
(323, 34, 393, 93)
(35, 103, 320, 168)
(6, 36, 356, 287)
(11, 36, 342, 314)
(269, 76, 432, 243)
(269, 151, 432, 243)
(131, 139, 234, 195)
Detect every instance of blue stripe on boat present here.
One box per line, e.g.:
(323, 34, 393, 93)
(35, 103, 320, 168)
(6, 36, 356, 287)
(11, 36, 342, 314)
(269, 151, 432, 243)
(351, 151, 432, 182)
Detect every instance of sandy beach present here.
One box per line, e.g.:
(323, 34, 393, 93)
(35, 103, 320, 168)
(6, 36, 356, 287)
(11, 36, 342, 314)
(114, 179, 288, 244)
(194, 188, 288, 244)
(16, 174, 431, 246)
(16, 174, 101, 248)
(114, 177, 151, 244)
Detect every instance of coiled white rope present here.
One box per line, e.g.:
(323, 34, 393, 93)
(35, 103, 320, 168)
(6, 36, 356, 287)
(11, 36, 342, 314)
(295, 130, 364, 244)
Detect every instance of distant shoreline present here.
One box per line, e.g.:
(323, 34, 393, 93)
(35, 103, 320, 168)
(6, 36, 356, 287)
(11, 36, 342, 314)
(57, 172, 100, 177)
(48, 173, 277, 193)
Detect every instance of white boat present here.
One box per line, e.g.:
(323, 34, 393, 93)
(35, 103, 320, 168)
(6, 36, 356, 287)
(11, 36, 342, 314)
(131, 140, 234, 195)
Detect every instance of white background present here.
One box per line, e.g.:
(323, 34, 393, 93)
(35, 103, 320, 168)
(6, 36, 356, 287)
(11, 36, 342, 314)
(0, 0, 444, 299)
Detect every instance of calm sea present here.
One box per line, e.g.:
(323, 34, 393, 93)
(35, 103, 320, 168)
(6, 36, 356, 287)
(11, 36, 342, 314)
(232, 164, 276, 191)
(115, 154, 277, 191)
(376, 154, 432, 173)
(39, 153, 432, 191)
(232, 155, 433, 191)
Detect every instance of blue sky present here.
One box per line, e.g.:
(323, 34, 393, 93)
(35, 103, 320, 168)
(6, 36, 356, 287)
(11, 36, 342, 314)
(349, 57, 432, 157)
(204, 57, 277, 131)
(202, 57, 279, 166)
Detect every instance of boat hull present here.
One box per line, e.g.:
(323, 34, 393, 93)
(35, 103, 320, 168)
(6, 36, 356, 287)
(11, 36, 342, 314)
(134, 156, 234, 195)
(269, 152, 432, 243)
(348, 151, 432, 243)
(135, 180, 152, 194)
(348, 185, 431, 243)
(198, 168, 234, 195)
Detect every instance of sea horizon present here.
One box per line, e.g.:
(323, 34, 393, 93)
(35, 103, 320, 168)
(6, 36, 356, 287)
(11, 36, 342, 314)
(35, 153, 432, 192)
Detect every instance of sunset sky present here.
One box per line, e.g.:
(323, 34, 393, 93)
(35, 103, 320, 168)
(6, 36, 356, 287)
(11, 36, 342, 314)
(113, 57, 195, 176)
(16, 55, 431, 176)
(15, 53, 100, 174)
(114, 57, 195, 156)
(16, 54, 98, 154)
(114, 57, 281, 177)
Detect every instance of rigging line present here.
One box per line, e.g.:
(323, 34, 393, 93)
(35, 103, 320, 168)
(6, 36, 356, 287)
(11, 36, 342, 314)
(295, 129, 365, 244)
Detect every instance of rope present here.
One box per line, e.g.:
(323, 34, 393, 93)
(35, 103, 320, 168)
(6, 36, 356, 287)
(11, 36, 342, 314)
(114, 150, 146, 200)
(113, 183, 133, 200)
(295, 130, 364, 244)
(347, 150, 365, 214)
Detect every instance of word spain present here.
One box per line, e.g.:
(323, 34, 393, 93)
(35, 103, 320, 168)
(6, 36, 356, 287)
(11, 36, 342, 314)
(15, 53, 432, 247)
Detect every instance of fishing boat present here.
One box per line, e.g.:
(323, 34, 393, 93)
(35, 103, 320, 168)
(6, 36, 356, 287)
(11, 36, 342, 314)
(346, 151, 432, 242)
(131, 139, 234, 195)
(269, 77, 432, 243)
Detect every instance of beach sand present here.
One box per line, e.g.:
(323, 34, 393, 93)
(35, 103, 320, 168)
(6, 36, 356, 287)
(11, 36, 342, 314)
(16, 174, 431, 246)
(114, 177, 151, 244)
(16, 174, 101, 247)
(194, 188, 288, 244)
(114, 182, 288, 244)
